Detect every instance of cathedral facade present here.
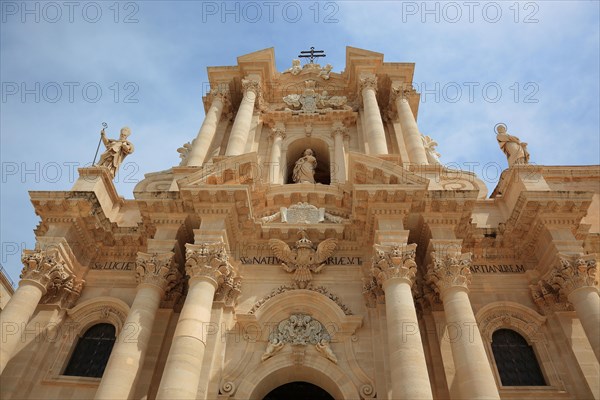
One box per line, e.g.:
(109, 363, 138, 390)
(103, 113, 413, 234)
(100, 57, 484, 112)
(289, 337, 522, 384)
(0, 47, 598, 400)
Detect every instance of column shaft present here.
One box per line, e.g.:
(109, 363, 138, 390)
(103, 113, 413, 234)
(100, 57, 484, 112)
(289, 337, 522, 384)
(333, 132, 346, 183)
(442, 287, 500, 399)
(396, 97, 428, 165)
(95, 285, 162, 400)
(362, 87, 388, 154)
(156, 279, 216, 400)
(225, 91, 256, 156)
(569, 287, 600, 361)
(269, 134, 284, 184)
(0, 282, 44, 373)
(384, 278, 433, 399)
(186, 96, 225, 166)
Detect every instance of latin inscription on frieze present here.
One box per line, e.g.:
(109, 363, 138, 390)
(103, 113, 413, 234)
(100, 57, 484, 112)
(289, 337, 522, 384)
(91, 261, 135, 271)
(240, 256, 362, 265)
(470, 264, 525, 273)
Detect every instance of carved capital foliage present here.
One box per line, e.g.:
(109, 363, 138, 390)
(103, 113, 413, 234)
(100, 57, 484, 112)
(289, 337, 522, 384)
(330, 123, 349, 140)
(389, 85, 415, 102)
(210, 85, 230, 105)
(551, 254, 598, 297)
(241, 77, 261, 96)
(358, 73, 378, 93)
(185, 242, 241, 303)
(269, 126, 286, 140)
(362, 276, 384, 308)
(530, 280, 570, 313)
(426, 252, 472, 297)
(135, 252, 181, 293)
(371, 243, 418, 286)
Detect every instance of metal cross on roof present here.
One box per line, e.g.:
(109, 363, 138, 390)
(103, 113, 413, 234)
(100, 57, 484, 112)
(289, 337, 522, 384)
(298, 47, 326, 63)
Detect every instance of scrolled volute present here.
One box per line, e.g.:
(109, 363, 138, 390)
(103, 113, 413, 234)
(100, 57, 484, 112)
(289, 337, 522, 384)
(20, 249, 74, 293)
(185, 242, 236, 289)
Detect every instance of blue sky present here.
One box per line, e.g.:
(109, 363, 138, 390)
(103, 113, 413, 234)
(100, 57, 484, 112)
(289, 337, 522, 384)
(1, 1, 599, 284)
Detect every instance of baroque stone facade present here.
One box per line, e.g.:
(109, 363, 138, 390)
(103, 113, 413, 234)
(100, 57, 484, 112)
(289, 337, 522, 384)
(0, 47, 598, 400)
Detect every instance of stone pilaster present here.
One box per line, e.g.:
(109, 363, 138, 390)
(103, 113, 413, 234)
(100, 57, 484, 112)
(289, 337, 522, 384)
(0, 248, 78, 374)
(156, 241, 241, 400)
(269, 123, 286, 184)
(359, 73, 388, 155)
(426, 252, 500, 400)
(225, 76, 261, 156)
(366, 243, 433, 400)
(186, 86, 230, 166)
(331, 122, 348, 184)
(552, 254, 599, 361)
(95, 252, 178, 400)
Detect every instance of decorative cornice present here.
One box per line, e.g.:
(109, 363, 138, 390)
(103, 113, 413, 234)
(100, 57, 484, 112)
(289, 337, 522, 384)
(426, 252, 473, 297)
(135, 251, 181, 293)
(551, 254, 598, 297)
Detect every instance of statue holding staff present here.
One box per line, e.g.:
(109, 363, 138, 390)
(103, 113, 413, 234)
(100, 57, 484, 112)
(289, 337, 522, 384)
(96, 126, 134, 177)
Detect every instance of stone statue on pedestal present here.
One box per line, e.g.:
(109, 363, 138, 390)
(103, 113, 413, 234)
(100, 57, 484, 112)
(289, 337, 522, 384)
(496, 124, 529, 166)
(97, 127, 134, 177)
(292, 149, 317, 183)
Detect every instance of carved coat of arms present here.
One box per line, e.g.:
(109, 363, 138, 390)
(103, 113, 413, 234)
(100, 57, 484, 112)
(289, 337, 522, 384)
(269, 230, 337, 288)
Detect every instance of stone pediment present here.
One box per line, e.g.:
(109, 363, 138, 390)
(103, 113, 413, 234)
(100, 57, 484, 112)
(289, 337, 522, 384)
(347, 152, 429, 187)
(176, 153, 261, 188)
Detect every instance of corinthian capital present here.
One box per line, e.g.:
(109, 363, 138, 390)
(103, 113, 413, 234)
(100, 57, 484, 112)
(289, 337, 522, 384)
(241, 77, 262, 96)
(426, 252, 472, 297)
(185, 242, 237, 289)
(390, 84, 415, 102)
(21, 249, 74, 293)
(551, 254, 598, 297)
(358, 73, 378, 93)
(371, 243, 418, 287)
(136, 252, 181, 292)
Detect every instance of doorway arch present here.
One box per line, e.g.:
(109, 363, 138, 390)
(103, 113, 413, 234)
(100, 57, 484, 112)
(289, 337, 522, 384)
(263, 381, 334, 400)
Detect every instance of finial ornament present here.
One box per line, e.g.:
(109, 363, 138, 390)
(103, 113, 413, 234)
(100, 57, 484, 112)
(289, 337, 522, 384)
(495, 123, 530, 167)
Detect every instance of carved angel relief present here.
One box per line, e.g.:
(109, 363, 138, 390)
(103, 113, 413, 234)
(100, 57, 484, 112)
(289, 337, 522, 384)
(269, 230, 337, 288)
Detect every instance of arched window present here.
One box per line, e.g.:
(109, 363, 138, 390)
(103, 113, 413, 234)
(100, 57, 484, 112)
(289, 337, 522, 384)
(63, 323, 116, 378)
(491, 329, 546, 386)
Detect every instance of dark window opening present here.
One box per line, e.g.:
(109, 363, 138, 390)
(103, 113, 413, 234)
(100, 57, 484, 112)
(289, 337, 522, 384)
(491, 329, 547, 386)
(263, 381, 334, 400)
(63, 323, 116, 378)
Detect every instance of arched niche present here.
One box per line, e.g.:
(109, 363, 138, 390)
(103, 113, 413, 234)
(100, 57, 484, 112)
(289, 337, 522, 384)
(284, 138, 331, 185)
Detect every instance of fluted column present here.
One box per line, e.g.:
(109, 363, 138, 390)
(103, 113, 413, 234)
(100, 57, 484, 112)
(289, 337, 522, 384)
(359, 73, 388, 155)
(0, 249, 79, 374)
(156, 242, 240, 400)
(392, 86, 428, 165)
(331, 122, 347, 184)
(427, 252, 500, 399)
(225, 77, 261, 156)
(186, 87, 229, 166)
(95, 252, 179, 400)
(269, 124, 285, 184)
(367, 244, 433, 400)
(552, 254, 599, 361)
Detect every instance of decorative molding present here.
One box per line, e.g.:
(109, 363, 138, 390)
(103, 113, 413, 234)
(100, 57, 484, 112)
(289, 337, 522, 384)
(248, 285, 353, 316)
(261, 313, 337, 364)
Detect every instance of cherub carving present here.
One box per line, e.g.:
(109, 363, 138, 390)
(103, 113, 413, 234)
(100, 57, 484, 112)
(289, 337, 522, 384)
(269, 230, 337, 288)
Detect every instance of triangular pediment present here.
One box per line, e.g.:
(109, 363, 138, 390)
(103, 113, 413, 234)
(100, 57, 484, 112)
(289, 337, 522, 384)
(347, 152, 429, 187)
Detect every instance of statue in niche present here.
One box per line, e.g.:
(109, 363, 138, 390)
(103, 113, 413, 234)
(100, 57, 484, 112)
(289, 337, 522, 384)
(495, 123, 530, 166)
(292, 149, 317, 184)
(97, 126, 134, 177)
